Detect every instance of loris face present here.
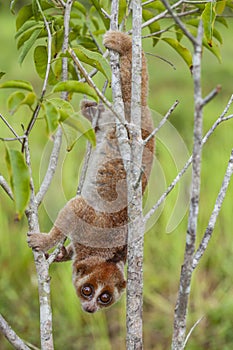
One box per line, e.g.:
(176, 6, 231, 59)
(72, 258, 126, 313)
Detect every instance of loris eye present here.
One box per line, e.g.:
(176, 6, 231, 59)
(81, 284, 93, 298)
(98, 292, 112, 305)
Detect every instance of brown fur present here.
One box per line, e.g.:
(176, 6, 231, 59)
(28, 31, 154, 313)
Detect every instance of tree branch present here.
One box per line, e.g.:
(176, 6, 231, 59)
(143, 99, 179, 146)
(25, 2, 74, 349)
(201, 85, 221, 107)
(192, 149, 233, 269)
(0, 113, 22, 144)
(0, 174, 14, 200)
(183, 316, 205, 349)
(171, 21, 204, 350)
(0, 314, 31, 350)
(35, 128, 62, 207)
(25, 135, 54, 350)
(126, 1, 145, 349)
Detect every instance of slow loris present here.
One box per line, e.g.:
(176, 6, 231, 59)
(28, 31, 154, 313)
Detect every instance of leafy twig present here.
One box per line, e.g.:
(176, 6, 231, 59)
(35, 0, 74, 206)
(22, 0, 53, 151)
(160, 0, 197, 46)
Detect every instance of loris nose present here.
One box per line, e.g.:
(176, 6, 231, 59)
(83, 305, 97, 313)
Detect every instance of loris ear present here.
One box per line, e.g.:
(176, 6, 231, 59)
(74, 262, 90, 277)
(117, 279, 127, 290)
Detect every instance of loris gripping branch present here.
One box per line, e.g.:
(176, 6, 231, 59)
(28, 31, 154, 313)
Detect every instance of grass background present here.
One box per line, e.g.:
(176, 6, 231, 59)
(0, 1, 233, 349)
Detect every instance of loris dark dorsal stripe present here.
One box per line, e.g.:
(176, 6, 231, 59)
(28, 31, 154, 313)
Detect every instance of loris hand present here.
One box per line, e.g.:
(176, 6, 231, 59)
(27, 232, 52, 252)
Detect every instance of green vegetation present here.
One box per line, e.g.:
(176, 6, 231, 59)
(0, 1, 233, 349)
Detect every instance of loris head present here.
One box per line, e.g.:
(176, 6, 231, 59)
(72, 257, 126, 313)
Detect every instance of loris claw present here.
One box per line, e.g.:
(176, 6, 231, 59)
(28, 31, 154, 313)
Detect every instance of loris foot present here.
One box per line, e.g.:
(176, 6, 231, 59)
(53, 245, 74, 262)
(27, 232, 52, 252)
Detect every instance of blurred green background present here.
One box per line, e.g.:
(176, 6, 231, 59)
(0, 1, 233, 349)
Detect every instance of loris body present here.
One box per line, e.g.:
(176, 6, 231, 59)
(28, 31, 154, 313)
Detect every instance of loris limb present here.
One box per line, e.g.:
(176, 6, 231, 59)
(27, 197, 80, 252)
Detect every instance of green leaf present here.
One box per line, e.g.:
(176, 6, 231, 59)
(203, 38, 222, 63)
(34, 46, 57, 85)
(5, 148, 30, 220)
(8, 92, 25, 115)
(162, 38, 193, 69)
(21, 92, 37, 108)
(52, 29, 64, 58)
(73, 1, 87, 15)
(16, 2, 53, 30)
(71, 46, 111, 80)
(16, 4, 33, 30)
(43, 101, 59, 135)
(201, 2, 216, 46)
(91, 16, 100, 30)
(189, 27, 222, 62)
(142, 9, 161, 46)
(61, 122, 80, 151)
(49, 98, 74, 122)
(17, 28, 37, 50)
(216, 0, 226, 14)
(15, 20, 41, 39)
(215, 16, 228, 27)
(53, 81, 98, 101)
(19, 28, 42, 64)
(63, 113, 96, 147)
(175, 25, 183, 42)
(90, 0, 110, 29)
(212, 28, 223, 45)
(226, 0, 233, 9)
(187, 19, 223, 44)
(76, 36, 97, 50)
(143, 0, 165, 11)
(8, 91, 36, 115)
(0, 80, 33, 91)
